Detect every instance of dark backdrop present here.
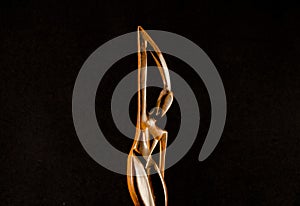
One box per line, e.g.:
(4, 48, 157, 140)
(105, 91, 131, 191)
(1, 0, 300, 205)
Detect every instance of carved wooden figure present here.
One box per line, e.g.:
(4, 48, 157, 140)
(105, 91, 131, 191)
(127, 26, 174, 206)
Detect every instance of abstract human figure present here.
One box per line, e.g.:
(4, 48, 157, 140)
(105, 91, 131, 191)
(127, 26, 173, 206)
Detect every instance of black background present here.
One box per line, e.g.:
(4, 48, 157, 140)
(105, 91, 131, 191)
(1, 0, 300, 205)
